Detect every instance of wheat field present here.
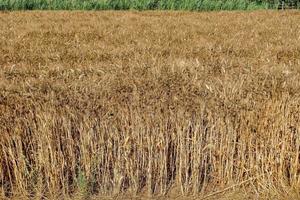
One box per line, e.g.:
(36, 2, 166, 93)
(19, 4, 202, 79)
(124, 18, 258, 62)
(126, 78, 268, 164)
(1, 11, 300, 199)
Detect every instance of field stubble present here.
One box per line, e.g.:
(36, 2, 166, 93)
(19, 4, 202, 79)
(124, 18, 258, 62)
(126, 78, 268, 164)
(1, 11, 300, 199)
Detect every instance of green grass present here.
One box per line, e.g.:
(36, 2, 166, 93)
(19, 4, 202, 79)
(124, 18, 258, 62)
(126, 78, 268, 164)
(0, 0, 278, 11)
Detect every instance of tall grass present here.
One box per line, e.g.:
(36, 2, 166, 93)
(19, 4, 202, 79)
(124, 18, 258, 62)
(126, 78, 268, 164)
(1, 11, 300, 199)
(0, 0, 275, 10)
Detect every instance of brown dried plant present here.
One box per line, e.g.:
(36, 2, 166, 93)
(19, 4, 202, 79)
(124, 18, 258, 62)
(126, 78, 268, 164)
(0, 11, 300, 199)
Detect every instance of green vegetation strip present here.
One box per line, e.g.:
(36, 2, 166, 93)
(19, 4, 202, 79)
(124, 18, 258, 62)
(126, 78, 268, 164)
(0, 0, 283, 11)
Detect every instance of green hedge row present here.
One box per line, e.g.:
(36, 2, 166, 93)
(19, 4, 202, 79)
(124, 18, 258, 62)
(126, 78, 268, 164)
(0, 0, 291, 11)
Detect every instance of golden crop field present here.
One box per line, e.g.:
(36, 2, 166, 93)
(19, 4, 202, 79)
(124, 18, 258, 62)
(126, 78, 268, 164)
(1, 11, 300, 199)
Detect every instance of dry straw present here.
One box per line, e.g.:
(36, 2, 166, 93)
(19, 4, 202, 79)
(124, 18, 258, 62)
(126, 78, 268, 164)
(0, 10, 300, 199)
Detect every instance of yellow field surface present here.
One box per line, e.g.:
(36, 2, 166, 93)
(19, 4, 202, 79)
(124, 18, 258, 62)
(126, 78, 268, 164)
(1, 11, 300, 199)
